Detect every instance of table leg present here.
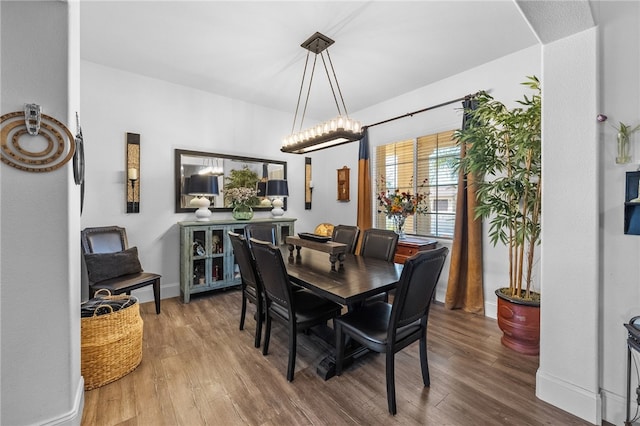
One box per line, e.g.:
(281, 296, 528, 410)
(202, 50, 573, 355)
(329, 254, 337, 271)
(307, 323, 373, 380)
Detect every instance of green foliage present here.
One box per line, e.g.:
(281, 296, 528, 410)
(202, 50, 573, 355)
(455, 76, 541, 300)
(224, 166, 260, 206)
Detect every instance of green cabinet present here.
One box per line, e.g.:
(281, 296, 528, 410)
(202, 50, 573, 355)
(178, 218, 296, 302)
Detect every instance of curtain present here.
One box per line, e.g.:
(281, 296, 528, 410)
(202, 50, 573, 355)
(445, 99, 484, 314)
(356, 128, 372, 252)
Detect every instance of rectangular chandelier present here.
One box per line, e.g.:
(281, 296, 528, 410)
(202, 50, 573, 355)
(281, 32, 364, 154)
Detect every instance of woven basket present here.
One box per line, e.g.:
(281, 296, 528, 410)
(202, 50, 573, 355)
(81, 292, 143, 390)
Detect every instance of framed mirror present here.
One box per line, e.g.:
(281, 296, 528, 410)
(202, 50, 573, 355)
(175, 149, 287, 213)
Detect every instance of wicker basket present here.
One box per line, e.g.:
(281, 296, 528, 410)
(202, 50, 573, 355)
(81, 293, 143, 390)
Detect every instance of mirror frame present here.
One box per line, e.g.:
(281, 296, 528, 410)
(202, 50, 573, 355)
(174, 149, 287, 213)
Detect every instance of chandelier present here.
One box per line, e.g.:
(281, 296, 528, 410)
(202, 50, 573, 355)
(281, 32, 364, 154)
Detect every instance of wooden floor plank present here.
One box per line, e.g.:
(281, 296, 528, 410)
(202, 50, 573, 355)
(82, 290, 591, 426)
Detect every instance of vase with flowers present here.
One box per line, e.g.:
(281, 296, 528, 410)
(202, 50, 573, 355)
(376, 176, 429, 237)
(225, 187, 258, 220)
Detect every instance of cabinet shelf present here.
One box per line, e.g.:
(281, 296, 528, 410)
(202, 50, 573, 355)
(179, 217, 296, 302)
(625, 172, 640, 235)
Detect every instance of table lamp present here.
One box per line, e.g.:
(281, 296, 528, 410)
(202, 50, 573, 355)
(266, 179, 289, 217)
(188, 174, 219, 221)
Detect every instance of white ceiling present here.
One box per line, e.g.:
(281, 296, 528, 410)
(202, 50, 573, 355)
(80, 1, 540, 121)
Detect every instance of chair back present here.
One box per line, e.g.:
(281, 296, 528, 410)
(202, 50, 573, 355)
(228, 232, 262, 294)
(250, 238, 293, 315)
(244, 224, 277, 246)
(81, 226, 128, 254)
(390, 247, 449, 331)
(332, 225, 360, 254)
(359, 228, 399, 262)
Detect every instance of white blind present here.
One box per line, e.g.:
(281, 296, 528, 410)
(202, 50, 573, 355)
(374, 129, 459, 238)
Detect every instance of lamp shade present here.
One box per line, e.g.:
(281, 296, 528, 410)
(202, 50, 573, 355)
(182, 176, 192, 194)
(256, 181, 267, 198)
(266, 179, 289, 197)
(188, 174, 219, 196)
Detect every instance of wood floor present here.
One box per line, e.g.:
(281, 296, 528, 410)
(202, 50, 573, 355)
(81, 289, 591, 426)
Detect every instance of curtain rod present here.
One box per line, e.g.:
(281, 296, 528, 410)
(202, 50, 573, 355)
(363, 91, 482, 130)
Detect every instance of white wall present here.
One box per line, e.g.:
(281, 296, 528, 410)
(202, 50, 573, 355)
(80, 61, 321, 300)
(1, 2, 83, 425)
(596, 1, 640, 423)
(536, 27, 600, 423)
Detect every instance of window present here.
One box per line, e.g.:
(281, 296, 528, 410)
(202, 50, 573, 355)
(374, 130, 458, 238)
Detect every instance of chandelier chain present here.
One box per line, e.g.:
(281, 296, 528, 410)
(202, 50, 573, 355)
(299, 53, 318, 133)
(324, 49, 348, 117)
(292, 50, 311, 135)
(320, 51, 343, 117)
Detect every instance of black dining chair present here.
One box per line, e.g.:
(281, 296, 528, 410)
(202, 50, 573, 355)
(244, 223, 277, 246)
(331, 224, 360, 254)
(359, 228, 399, 303)
(359, 228, 399, 262)
(335, 247, 449, 415)
(250, 238, 342, 382)
(81, 226, 161, 314)
(228, 231, 265, 348)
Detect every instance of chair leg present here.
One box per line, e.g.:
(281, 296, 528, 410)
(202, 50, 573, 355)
(419, 330, 430, 387)
(286, 322, 297, 382)
(254, 298, 263, 348)
(262, 313, 272, 356)
(240, 292, 247, 331)
(386, 351, 397, 415)
(335, 322, 345, 376)
(153, 278, 161, 314)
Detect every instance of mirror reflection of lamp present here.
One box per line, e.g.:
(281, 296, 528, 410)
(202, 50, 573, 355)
(266, 179, 289, 217)
(128, 168, 139, 213)
(188, 174, 219, 221)
(256, 180, 272, 207)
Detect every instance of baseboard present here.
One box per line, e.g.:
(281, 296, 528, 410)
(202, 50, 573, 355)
(432, 288, 497, 319)
(601, 387, 639, 425)
(130, 281, 180, 304)
(536, 369, 602, 424)
(40, 376, 84, 426)
(485, 299, 497, 319)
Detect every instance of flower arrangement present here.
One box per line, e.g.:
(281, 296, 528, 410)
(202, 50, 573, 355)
(224, 186, 258, 206)
(377, 175, 429, 234)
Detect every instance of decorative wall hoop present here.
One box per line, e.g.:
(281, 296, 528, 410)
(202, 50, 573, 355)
(1, 109, 75, 172)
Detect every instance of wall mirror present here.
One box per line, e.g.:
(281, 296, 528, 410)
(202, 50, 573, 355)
(175, 149, 287, 213)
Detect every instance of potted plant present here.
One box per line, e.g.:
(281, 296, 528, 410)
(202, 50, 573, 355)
(223, 166, 259, 219)
(456, 76, 541, 355)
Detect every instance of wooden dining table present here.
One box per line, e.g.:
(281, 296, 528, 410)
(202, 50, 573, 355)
(279, 245, 404, 379)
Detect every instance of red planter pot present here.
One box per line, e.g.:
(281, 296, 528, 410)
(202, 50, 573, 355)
(495, 289, 540, 356)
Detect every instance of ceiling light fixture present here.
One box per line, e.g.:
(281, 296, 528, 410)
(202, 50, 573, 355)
(281, 32, 363, 154)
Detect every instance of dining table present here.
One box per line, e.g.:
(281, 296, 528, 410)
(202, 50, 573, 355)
(279, 245, 404, 379)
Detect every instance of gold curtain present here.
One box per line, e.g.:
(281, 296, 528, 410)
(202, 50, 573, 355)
(356, 130, 372, 253)
(445, 100, 484, 314)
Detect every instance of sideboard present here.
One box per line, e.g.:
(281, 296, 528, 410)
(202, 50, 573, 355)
(178, 217, 296, 303)
(394, 235, 438, 264)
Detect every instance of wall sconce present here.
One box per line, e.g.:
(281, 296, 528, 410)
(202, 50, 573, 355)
(266, 179, 289, 217)
(305, 157, 312, 210)
(188, 174, 219, 221)
(126, 133, 140, 213)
